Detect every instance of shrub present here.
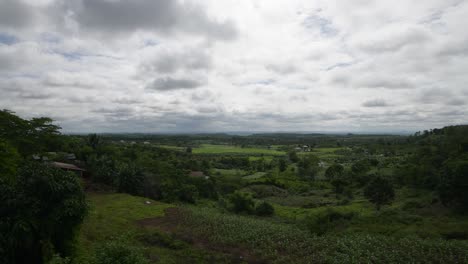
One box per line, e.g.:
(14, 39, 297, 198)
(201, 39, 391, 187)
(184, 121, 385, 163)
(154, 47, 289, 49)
(227, 191, 255, 214)
(305, 208, 357, 235)
(139, 231, 187, 249)
(255, 201, 275, 216)
(95, 239, 148, 264)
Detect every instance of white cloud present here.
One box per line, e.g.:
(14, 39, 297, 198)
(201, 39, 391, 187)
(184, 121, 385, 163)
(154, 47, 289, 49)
(1, 0, 467, 133)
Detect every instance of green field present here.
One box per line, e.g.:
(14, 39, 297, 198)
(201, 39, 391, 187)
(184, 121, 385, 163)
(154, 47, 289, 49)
(193, 144, 285, 155)
(75, 193, 240, 263)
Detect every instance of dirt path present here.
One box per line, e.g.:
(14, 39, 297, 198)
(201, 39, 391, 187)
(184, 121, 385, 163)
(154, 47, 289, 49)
(136, 208, 269, 264)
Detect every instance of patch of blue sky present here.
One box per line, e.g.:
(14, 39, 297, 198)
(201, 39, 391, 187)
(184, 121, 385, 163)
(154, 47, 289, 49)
(0, 33, 18, 45)
(325, 61, 355, 71)
(40, 32, 62, 44)
(302, 15, 338, 38)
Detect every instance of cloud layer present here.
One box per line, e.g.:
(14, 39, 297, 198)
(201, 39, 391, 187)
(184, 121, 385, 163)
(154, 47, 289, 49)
(1, 0, 467, 133)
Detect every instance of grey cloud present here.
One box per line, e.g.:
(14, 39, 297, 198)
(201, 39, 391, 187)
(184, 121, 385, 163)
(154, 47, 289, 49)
(362, 99, 390, 107)
(446, 98, 466, 106)
(266, 64, 297, 74)
(147, 77, 202, 91)
(113, 98, 143, 104)
(358, 27, 431, 54)
(18, 92, 52, 100)
(418, 88, 451, 104)
(62, 0, 237, 40)
(357, 77, 414, 89)
(0, 0, 34, 28)
(142, 50, 212, 74)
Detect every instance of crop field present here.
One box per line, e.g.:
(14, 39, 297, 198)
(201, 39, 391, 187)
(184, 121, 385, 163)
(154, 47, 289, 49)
(172, 206, 468, 264)
(192, 144, 286, 155)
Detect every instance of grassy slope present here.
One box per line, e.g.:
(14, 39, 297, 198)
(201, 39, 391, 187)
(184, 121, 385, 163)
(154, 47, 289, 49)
(75, 193, 172, 263)
(75, 193, 246, 264)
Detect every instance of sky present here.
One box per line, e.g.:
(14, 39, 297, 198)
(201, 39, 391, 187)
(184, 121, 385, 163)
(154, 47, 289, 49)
(1, 0, 467, 134)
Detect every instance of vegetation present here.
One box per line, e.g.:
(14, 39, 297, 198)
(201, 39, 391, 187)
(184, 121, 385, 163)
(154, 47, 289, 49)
(1, 109, 468, 263)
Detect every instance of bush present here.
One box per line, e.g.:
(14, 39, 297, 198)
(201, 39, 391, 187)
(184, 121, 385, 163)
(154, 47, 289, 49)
(255, 201, 275, 216)
(95, 239, 148, 264)
(226, 191, 255, 214)
(47, 254, 71, 264)
(305, 208, 357, 235)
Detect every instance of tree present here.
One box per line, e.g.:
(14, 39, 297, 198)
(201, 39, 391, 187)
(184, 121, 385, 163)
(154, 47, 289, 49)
(117, 163, 146, 196)
(364, 176, 395, 210)
(0, 140, 21, 179)
(439, 160, 468, 212)
(279, 158, 287, 172)
(288, 151, 299, 163)
(87, 133, 101, 151)
(0, 109, 61, 156)
(297, 155, 319, 180)
(325, 164, 344, 180)
(0, 162, 87, 264)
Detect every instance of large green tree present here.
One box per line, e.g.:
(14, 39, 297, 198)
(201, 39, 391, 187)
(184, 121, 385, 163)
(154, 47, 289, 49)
(0, 162, 87, 264)
(364, 176, 395, 210)
(0, 110, 61, 156)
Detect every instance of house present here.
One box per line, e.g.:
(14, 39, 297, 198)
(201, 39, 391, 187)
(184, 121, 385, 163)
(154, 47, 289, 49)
(66, 153, 76, 160)
(51, 162, 86, 177)
(189, 171, 209, 180)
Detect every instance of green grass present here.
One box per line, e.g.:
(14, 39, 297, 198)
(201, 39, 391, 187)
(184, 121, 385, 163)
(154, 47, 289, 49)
(157, 145, 185, 151)
(193, 144, 285, 155)
(75, 193, 247, 264)
(243, 172, 267, 180)
(75, 193, 173, 262)
(248, 156, 274, 162)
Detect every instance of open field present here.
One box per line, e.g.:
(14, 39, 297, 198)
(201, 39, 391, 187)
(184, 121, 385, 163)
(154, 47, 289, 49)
(193, 144, 286, 155)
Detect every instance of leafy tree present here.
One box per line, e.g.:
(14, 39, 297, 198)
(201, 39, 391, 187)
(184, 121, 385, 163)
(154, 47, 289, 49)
(87, 154, 118, 185)
(279, 158, 287, 172)
(288, 151, 299, 163)
(297, 155, 319, 180)
(325, 164, 344, 180)
(0, 162, 87, 264)
(439, 160, 468, 212)
(0, 109, 61, 156)
(117, 163, 146, 196)
(0, 140, 21, 179)
(364, 176, 395, 210)
(87, 133, 101, 151)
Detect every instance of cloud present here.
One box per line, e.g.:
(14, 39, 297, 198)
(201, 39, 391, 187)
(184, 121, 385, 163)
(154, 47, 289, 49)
(60, 0, 237, 40)
(0, 0, 35, 29)
(362, 99, 390, 107)
(1, 0, 468, 133)
(146, 77, 202, 91)
(141, 48, 212, 74)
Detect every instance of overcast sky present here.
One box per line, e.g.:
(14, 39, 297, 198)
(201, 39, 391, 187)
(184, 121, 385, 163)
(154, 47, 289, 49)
(1, 0, 467, 133)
